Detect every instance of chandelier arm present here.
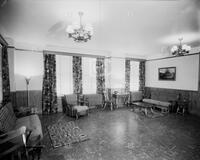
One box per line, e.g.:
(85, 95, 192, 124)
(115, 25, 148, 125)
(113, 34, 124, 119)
(79, 12, 83, 27)
(178, 37, 183, 46)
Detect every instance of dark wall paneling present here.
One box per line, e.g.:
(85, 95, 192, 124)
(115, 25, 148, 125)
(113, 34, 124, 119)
(11, 90, 42, 113)
(11, 91, 63, 113)
(145, 87, 200, 116)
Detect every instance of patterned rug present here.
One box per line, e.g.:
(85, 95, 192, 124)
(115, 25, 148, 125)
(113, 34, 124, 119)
(47, 121, 89, 148)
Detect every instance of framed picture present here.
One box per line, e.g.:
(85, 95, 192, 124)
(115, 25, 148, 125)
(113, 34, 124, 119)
(158, 67, 176, 81)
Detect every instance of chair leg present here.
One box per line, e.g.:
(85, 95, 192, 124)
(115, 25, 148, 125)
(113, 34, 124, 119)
(110, 103, 113, 111)
(37, 148, 42, 160)
(76, 114, 78, 120)
(17, 151, 22, 160)
(102, 102, 107, 110)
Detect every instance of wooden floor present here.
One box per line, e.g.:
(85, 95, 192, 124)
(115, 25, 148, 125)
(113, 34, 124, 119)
(40, 107, 200, 160)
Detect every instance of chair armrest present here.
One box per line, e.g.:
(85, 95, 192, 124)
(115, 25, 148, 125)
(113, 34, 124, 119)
(0, 126, 27, 145)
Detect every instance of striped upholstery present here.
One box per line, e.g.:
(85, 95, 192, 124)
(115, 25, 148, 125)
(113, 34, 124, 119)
(0, 103, 16, 132)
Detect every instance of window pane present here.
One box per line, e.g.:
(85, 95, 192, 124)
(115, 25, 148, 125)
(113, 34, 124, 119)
(130, 61, 139, 91)
(111, 58, 125, 90)
(56, 55, 73, 95)
(82, 57, 96, 94)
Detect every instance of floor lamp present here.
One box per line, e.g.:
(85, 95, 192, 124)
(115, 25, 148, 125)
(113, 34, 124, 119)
(25, 77, 31, 108)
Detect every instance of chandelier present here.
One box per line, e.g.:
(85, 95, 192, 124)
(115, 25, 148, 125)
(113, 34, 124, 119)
(171, 38, 191, 56)
(66, 12, 93, 42)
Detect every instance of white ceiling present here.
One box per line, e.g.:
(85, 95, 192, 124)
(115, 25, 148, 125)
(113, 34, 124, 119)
(0, 0, 199, 58)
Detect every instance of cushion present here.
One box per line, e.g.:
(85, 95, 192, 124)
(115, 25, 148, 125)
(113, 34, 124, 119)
(159, 101, 171, 107)
(73, 105, 88, 112)
(143, 99, 157, 104)
(84, 94, 103, 106)
(130, 91, 143, 102)
(65, 94, 77, 105)
(143, 99, 170, 107)
(15, 114, 43, 141)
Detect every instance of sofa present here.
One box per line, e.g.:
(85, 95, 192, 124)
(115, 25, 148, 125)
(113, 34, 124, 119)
(129, 91, 171, 113)
(62, 94, 103, 110)
(0, 102, 43, 144)
(142, 98, 170, 113)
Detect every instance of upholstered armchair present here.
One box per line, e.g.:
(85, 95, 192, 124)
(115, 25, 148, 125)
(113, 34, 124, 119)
(62, 94, 89, 119)
(62, 94, 78, 117)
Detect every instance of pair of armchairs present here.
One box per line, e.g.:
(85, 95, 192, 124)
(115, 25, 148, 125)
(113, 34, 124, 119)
(0, 102, 43, 160)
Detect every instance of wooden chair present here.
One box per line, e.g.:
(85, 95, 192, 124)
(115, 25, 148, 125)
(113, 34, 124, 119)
(102, 89, 116, 111)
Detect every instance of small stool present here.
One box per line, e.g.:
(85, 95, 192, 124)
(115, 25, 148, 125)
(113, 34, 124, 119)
(73, 105, 89, 119)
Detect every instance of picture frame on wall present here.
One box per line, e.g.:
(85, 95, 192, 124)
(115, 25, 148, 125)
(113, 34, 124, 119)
(158, 67, 176, 81)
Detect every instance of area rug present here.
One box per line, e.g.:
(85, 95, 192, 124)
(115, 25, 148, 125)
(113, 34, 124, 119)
(47, 121, 89, 148)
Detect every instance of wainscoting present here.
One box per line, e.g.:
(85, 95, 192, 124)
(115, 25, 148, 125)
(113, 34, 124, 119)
(11, 90, 42, 112)
(145, 87, 200, 116)
(11, 90, 63, 113)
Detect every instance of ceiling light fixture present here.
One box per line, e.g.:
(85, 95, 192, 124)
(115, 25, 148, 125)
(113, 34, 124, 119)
(171, 38, 191, 56)
(66, 12, 93, 42)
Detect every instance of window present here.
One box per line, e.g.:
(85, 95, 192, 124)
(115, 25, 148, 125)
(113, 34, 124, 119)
(130, 61, 139, 91)
(82, 57, 96, 94)
(56, 55, 73, 95)
(110, 58, 125, 89)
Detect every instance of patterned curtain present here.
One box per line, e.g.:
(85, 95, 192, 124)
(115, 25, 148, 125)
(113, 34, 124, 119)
(73, 56, 82, 94)
(42, 53, 57, 114)
(2, 46, 11, 105)
(139, 61, 145, 93)
(125, 59, 130, 93)
(96, 57, 105, 94)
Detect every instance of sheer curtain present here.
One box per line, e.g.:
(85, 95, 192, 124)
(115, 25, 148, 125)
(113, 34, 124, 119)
(56, 55, 73, 96)
(130, 61, 139, 91)
(82, 57, 96, 94)
(110, 58, 125, 91)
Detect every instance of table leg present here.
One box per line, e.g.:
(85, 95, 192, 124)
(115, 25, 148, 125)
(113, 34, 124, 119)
(110, 102, 113, 111)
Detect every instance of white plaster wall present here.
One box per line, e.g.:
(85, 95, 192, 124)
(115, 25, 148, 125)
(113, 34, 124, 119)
(145, 54, 199, 91)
